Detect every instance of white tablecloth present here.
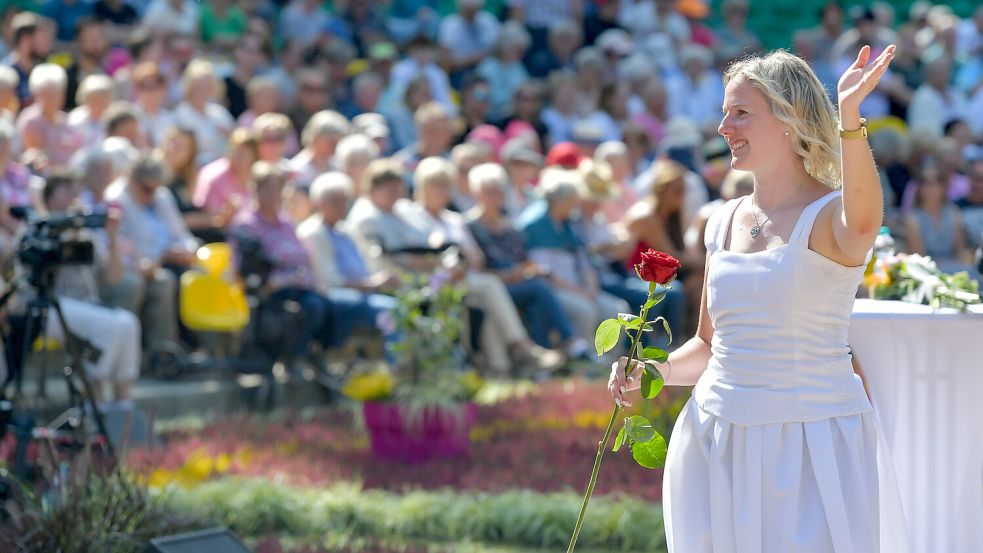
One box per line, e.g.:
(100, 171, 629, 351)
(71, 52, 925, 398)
(850, 299, 983, 553)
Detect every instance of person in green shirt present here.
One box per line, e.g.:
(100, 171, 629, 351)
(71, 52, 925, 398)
(199, 0, 246, 53)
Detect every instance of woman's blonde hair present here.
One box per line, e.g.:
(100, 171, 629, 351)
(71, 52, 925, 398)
(724, 50, 841, 188)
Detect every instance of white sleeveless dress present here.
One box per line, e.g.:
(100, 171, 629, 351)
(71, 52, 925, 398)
(663, 191, 911, 553)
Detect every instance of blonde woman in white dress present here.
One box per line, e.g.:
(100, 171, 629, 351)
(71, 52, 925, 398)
(609, 45, 912, 552)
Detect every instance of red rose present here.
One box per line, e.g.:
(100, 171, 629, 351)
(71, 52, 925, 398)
(635, 249, 681, 285)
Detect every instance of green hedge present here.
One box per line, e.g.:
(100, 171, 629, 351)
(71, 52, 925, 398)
(157, 479, 667, 552)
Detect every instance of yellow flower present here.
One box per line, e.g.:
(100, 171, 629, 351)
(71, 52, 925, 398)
(342, 371, 395, 401)
(214, 453, 232, 474)
(458, 371, 486, 397)
(146, 469, 174, 489)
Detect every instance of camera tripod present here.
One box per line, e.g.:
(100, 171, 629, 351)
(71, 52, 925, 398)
(0, 273, 116, 479)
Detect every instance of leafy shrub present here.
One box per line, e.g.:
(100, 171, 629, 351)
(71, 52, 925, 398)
(159, 478, 667, 552)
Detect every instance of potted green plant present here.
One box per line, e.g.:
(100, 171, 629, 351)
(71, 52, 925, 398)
(342, 270, 484, 463)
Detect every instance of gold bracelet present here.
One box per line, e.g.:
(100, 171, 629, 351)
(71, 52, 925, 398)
(839, 118, 867, 140)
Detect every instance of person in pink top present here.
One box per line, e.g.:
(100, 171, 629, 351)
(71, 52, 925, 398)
(192, 127, 258, 221)
(16, 63, 83, 170)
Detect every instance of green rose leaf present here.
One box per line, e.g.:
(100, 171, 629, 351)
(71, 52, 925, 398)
(642, 346, 668, 363)
(640, 370, 664, 399)
(618, 313, 642, 329)
(594, 318, 622, 356)
(649, 317, 672, 344)
(631, 431, 668, 469)
(626, 415, 655, 443)
(612, 424, 627, 453)
(644, 289, 667, 309)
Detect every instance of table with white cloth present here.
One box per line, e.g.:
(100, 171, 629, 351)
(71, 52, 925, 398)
(849, 299, 983, 553)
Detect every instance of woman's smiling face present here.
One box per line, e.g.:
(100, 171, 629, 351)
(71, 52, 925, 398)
(717, 75, 789, 172)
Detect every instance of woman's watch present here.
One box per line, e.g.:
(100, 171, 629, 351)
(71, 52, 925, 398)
(839, 118, 868, 140)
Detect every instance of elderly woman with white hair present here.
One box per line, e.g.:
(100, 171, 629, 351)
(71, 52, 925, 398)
(288, 109, 351, 190)
(666, 43, 725, 129)
(67, 74, 116, 145)
(334, 133, 379, 198)
(0, 65, 21, 121)
(516, 167, 631, 356)
(173, 59, 236, 165)
(16, 63, 83, 169)
(399, 157, 566, 376)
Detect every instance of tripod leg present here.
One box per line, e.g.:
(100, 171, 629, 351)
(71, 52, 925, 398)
(17, 306, 37, 401)
(48, 299, 117, 466)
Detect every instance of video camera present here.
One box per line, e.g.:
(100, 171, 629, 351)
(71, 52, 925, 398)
(10, 207, 107, 287)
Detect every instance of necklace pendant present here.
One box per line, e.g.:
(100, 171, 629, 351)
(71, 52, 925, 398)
(750, 225, 761, 238)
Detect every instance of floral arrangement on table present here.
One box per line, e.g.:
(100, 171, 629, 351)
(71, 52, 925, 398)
(568, 249, 682, 552)
(864, 252, 980, 312)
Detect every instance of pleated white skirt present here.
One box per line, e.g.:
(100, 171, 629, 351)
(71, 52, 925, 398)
(663, 398, 911, 553)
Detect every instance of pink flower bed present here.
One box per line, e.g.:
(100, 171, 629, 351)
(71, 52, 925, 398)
(128, 380, 690, 503)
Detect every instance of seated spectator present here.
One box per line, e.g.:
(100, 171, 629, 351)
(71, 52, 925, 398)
(43, 0, 94, 45)
(41, 171, 141, 409)
(438, 0, 500, 76)
(592, 141, 640, 222)
(68, 74, 115, 146)
(0, 121, 35, 256)
(199, 0, 247, 52)
(224, 33, 271, 119)
(453, 75, 493, 143)
(297, 172, 399, 296)
(623, 159, 705, 316)
(475, 21, 531, 121)
(631, 78, 670, 147)
(904, 162, 977, 274)
(402, 157, 566, 374)
(957, 159, 983, 251)
(232, 162, 392, 364)
(143, 0, 200, 38)
(541, 71, 582, 147)
(335, 133, 380, 198)
(277, 0, 330, 48)
(390, 34, 454, 114)
(130, 62, 175, 148)
(252, 112, 293, 165)
(393, 101, 454, 176)
(516, 168, 630, 356)
(105, 152, 199, 352)
(193, 127, 258, 223)
(160, 127, 224, 243)
(17, 63, 83, 170)
(345, 158, 433, 273)
(384, 75, 432, 151)
(236, 76, 282, 131)
(466, 162, 588, 359)
(499, 138, 544, 217)
(907, 55, 968, 139)
(64, 17, 109, 112)
(173, 59, 235, 166)
(4, 12, 53, 105)
(448, 142, 488, 212)
(289, 110, 350, 191)
(0, 66, 20, 125)
(102, 101, 145, 149)
(286, 68, 330, 138)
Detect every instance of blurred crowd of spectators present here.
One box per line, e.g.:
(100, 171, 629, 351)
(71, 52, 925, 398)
(0, 0, 980, 403)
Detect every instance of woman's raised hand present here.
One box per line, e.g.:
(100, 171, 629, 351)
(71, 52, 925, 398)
(837, 44, 896, 110)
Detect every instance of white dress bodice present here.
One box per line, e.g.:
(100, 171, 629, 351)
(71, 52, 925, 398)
(694, 191, 874, 425)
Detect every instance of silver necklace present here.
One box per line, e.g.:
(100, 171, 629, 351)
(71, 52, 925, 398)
(748, 185, 803, 238)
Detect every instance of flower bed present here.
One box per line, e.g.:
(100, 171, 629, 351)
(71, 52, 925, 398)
(129, 379, 689, 503)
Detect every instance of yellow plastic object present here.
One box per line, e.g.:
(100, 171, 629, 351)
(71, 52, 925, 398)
(180, 271, 249, 332)
(196, 243, 233, 276)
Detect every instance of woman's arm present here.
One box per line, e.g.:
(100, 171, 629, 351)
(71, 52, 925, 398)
(833, 45, 896, 261)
